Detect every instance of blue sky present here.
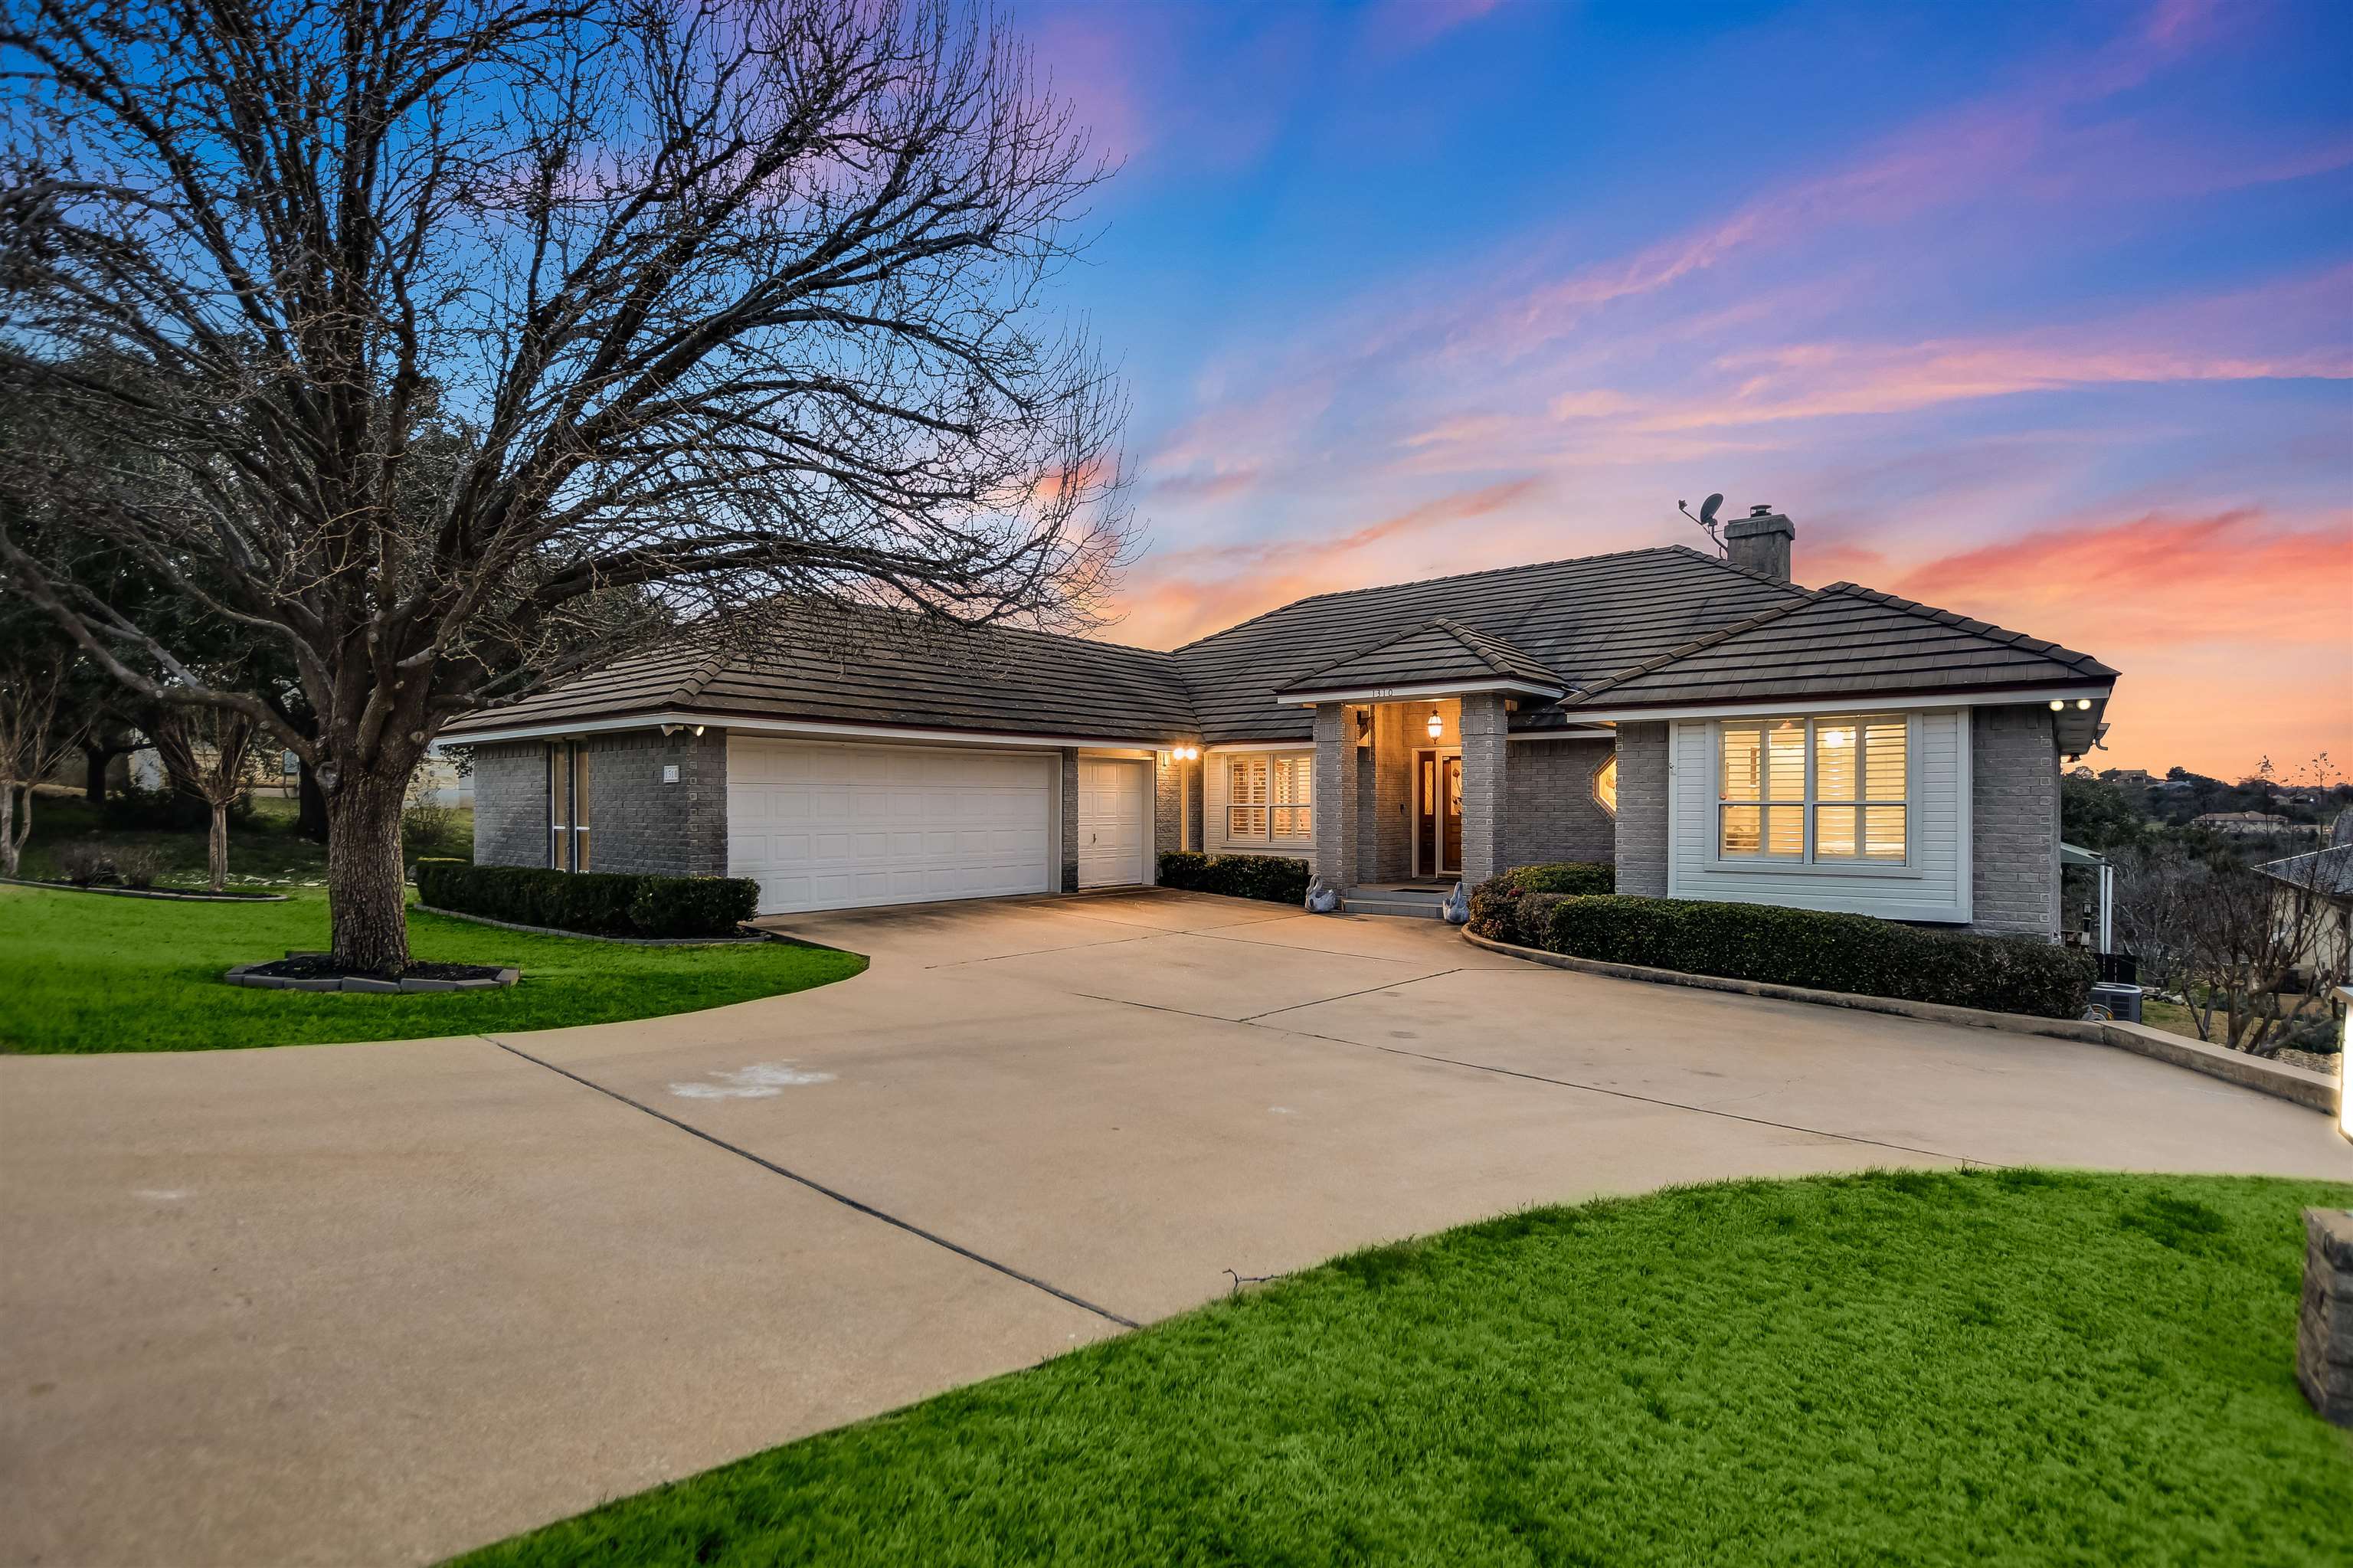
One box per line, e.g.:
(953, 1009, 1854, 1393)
(1022, 0, 2351, 776)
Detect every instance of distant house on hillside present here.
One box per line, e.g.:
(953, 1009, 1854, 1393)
(2192, 810, 2307, 837)
(2099, 767, 2153, 787)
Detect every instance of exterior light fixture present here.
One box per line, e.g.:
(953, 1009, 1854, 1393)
(691, 725, 706, 736)
(2076, 699, 2093, 710)
(1426, 706, 1443, 740)
(2049, 699, 2065, 711)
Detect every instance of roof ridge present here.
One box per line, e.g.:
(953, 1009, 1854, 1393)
(666, 647, 735, 707)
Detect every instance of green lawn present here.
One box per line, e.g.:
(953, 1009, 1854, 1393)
(463, 1169, 2353, 1568)
(0, 885, 864, 1052)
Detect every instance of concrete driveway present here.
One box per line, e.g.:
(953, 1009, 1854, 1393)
(4, 890, 2345, 1566)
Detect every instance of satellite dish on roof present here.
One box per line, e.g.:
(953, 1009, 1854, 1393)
(1677, 493, 1727, 555)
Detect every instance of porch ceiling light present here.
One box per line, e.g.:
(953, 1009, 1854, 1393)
(1426, 705, 1443, 740)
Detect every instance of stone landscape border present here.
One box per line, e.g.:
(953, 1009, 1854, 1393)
(1459, 927, 2340, 1116)
(414, 903, 774, 945)
(0, 874, 289, 903)
(224, 961, 519, 994)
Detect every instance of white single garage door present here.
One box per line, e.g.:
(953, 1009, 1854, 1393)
(1076, 758, 1150, 889)
(728, 736, 1055, 915)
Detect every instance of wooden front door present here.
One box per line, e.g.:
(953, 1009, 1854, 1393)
(1415, 751, 1463, 876)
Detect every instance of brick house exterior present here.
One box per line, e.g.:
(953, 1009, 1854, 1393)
(446, 519, 2114, 931)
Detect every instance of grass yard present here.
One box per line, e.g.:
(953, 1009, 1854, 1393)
(0, 885, 864, 1052)
(464, 1169, 2353, 1568)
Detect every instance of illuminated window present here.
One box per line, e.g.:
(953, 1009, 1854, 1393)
(1717, 716, 1906, 864)
(1592, 754, 1618, 816)
(1227, 754, 1313, 841)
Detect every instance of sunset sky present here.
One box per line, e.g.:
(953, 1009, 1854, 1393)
(1028, 0, 2351, 781)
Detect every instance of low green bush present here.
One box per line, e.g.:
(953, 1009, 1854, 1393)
(1514, 893, 2096, 1020)
(415, 859, 761, 938)
(1464, 862, 1615, 944)
(1157, 851, 1312, 905)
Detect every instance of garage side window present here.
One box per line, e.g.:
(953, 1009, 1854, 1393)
(1226, 754, 1313, 842)
(547, 742, 592, 871)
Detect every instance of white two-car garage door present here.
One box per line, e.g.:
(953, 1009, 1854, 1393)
(728, 736, 1056, 915)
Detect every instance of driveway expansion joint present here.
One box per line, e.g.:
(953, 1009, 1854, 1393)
(479, 1035, 1141, 1330)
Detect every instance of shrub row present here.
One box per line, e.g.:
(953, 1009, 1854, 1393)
(1156, 852, 1312, 906)
(414, 859, 760, 938)
(1470, 884, 2096, 1020)
(1464, 862, 1616, 944)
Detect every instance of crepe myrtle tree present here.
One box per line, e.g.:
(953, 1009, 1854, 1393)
(0, 0, 1131, 974)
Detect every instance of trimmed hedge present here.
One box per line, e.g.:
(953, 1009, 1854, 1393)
(1464, 862, 1615, 946)
(1157, 852, 1312, 905)
(1468, 885, 2096, 1020)
(414, 859, 760, 938)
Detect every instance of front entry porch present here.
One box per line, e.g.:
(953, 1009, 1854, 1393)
(1299, 692, 1621, 905)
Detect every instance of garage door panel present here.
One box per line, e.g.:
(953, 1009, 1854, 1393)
(729, 737, 1057, 915)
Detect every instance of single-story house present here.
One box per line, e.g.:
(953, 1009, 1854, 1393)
(440, 509, 2117, 933)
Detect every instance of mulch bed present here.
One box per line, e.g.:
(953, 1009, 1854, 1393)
(225, 954, 519, 994)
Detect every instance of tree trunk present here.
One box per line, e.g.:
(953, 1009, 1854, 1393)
(1, 784, 19, 878)
(83, 745, 112, 806)
(296, 759, 329, 842)
(326, 771, 411, 975)
(208, 801, 229, 892)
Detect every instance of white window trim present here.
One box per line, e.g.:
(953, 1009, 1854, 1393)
(1704, 713, 1919, 876)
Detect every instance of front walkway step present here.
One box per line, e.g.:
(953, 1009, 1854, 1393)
(1339, 888, 1450, 919)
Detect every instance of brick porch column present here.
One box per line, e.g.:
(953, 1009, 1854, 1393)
(1459, 692, 1507, 886)
(1312, 702, 1360, 889)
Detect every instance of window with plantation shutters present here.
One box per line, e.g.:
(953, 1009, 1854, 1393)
(1716, 715, 1908, 864)
(1226, 754, 1312, 842)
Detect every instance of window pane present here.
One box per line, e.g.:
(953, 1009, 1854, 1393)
(1864, 805, 1906, 859)
(1593, 755, 1617, 814)
(1766, 804, 1804, 856)
(1766, 722, 1805, 802)
(1720, 804, 1762, 856)
(1720, 726, 1762, 801)
(1815, 722, 1857, 801)
(1864, 719, 1906, 800)
(1815, 804, 1859, 859)
(1272, 806, 1307, 838)
(548, 745, 569, 869)
(1229, 805, 1266, 836)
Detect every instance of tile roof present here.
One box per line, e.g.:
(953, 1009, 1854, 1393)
(1173, 545, 1805, 743)
(1278, 616, 1564, 698)
(2258, 843, 2353, 900)
(440, 546, 2122, 751)
(1556, 582, 2119, 712)
(442, 606, 1195, 744)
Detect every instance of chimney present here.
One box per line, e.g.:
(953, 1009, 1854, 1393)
(1725, 504, 1795, 581)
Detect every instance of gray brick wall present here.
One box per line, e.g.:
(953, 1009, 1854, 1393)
(1311, 702, 1360, 885)
(1154, 751, 1185, 858)
(1498, 736, 1617, 870)
(1613, 722, 1670, 895)
(1059, 748, 1080, 892)
(466, 729, 728, 876)
(1971, 704, 2061, 936)
(468, 741, 548, 867)
(1458, 693, 1507, 885)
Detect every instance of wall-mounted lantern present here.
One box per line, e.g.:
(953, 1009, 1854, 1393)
(1425, 705, 1443, 741)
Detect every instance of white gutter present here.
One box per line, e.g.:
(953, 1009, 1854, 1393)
(1561, 683, 2114, 722)
(438, 709, 1189, 751)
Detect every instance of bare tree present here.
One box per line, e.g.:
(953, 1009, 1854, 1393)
(0, 0, 1129, 972)
(2177, 855, 2349, 1056)
(149, 704, 263, 891)
(0, 650, 87, 878)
